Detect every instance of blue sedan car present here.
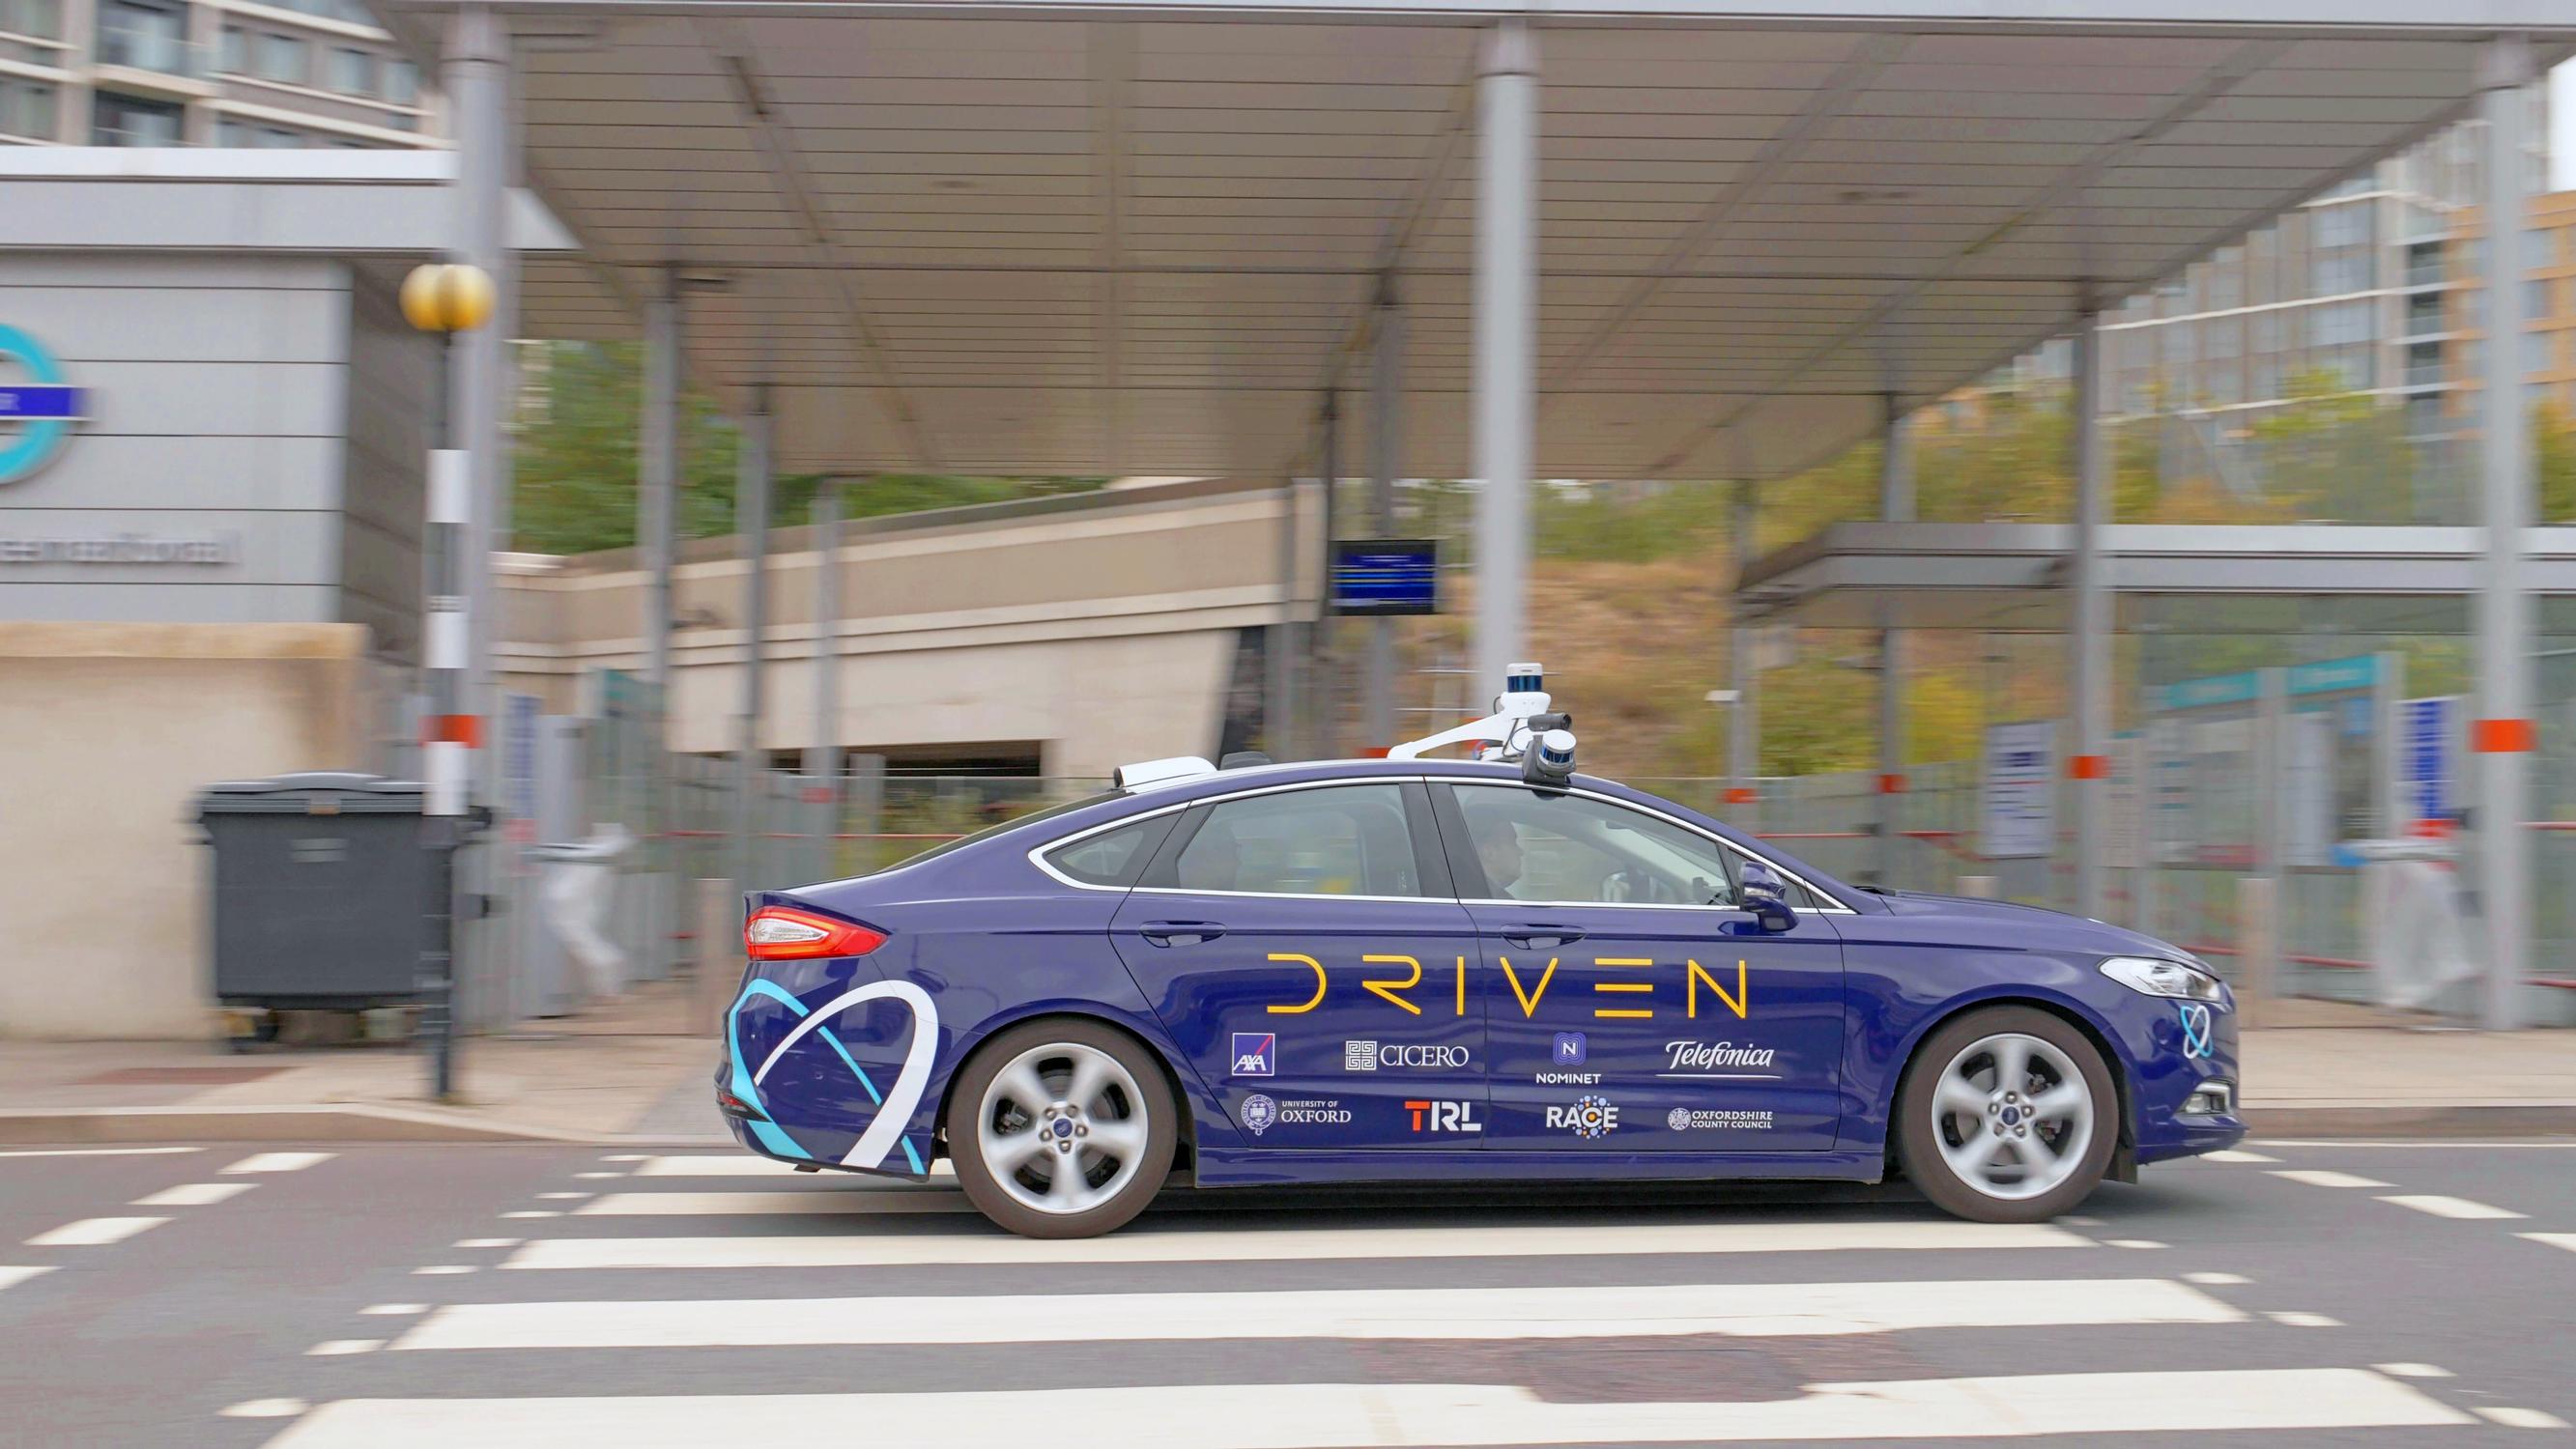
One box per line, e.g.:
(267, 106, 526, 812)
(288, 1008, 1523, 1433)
(720, 754, 2243, 1238)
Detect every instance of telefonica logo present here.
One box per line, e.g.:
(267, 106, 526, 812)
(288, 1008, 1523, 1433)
(0, 327, 86, 486)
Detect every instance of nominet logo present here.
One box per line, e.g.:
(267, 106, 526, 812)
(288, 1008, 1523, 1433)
(1230, 1032, 1275, 1077)
(1404, 1099, 1482, 1133)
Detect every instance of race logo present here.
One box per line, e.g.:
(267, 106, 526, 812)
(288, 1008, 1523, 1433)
(2178, 1003, 2215, 1060)
(1230, 1032, 1276, 1077)
(1658, 1039, 1782, 1078)
(1404, 1099, 1483, 1134)
(1241, 1094, 1278, 1136)
(1553, 1032, 1587, 1065)
(1545, 1094, 1619, 1139)
(1349, 1041, 1468, 1070)
(1669, 1107, 1775, 1131)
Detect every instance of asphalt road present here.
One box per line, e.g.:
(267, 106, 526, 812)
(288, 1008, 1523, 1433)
(4, 1138, 2573, 1447)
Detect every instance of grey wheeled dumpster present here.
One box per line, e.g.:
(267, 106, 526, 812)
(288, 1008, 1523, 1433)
(194, 772, 443, 1010)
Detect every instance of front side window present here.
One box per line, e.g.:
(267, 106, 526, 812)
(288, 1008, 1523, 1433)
(1165, 784, 1420, 897)
(1447, 784, 1739, 907)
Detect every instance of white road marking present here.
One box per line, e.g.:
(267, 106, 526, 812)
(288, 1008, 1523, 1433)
(599, 1154, 649, 1162)
(220, 1151, 334, 1175)
(0, 1147, 201, 1159)
(2262, 1311, 2342, 1328)
(411, 1265, 476, 1277)
(534, 1193, 590, 1202)
(571, 1190, 973, 1217)
(304, 1340, 383, 1357)
(131, 1181, 257, 1208)
(25, 1216, 167, 1247)
(500, 1210, 560, 1220)
(2518, 1233, 2576, 1255)
(2184, 1272, 2250, 1286)
(505, 1218, 2092, 1271)
(2373, 1363, 2454, 1378)
(2376, 1194, 2526, 1221)
(361, 1304, 429, 1317)
(2199, 1150, 2280, 1163)
(394, 1277, 2243, 1351)
(2062, 1215, 2104, 1226)
(572, 1172, 621, 1180)
(452, 1238, 522, 1249)
(219, 1399, 308, 1419)
(628, 1154, 952, 1179)
(2266, 1169, 2392, 1189)
(0, 1265, 57, 1293)
(2102, 1238, 2166, 1250)
(253, 1369, 2471, 1448)
(2476, 1406, 2574, 1430)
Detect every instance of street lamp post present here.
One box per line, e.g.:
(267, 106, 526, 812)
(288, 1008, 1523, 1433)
(401, 260, 496, 1103)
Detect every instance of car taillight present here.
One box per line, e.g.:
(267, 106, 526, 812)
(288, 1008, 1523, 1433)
(743, 906, 886, 961)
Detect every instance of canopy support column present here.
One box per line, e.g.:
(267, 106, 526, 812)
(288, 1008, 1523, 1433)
(2475, 34, 2535, 1031)
(1728, 475, 1760, 829)
(2070, 309, 2110, 920)
(805, 477, 844, 882)
(1367, 283, 1402, 750)
(1876, 394, 1913, 890)
(730, 394, 774, 906)
(1472, 18, 1536, 692)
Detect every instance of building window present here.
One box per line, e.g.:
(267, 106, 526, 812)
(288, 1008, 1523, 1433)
(2526, 277, 2555, 323)
(383, 57, 416, 104)
(217, 24, 243, 72)
(2313, 298, 2372, 348)
(0, 73, 54, 139)
(90, 89, 183, 145)
(2313, 201, 2371, 248)
(2406, 340, 2443, 387)
(96, 0, 186, 72)
(329, 45, 373, 95)
(2312, 250, 2370, 296)
(0, 0, 61, 41)
(2405, 291, 2446, 337)
(2405, 241, 2445, 288)
(257, 30, 306, 85)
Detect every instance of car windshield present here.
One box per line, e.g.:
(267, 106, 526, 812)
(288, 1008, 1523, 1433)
(850, 791, 1126, 877)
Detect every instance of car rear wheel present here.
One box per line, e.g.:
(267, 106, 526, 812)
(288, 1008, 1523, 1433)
(1897, 1005, 2116, 1223)
(947, 1018, 1176, 1239)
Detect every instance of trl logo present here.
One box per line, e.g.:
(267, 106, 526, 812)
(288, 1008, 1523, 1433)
(1404, 1099, 1483, 1134)
(1230, 1032, 1276, 1077)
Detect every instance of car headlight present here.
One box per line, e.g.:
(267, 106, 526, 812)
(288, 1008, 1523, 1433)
(2100, 955, 2225, 1002)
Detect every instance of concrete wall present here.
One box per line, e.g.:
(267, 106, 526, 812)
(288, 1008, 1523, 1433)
(497, 479, 1297, 778)
(0, 623, 371, 1039)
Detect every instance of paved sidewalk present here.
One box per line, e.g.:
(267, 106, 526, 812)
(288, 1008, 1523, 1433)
(0, 978, 723, 1147)
(0, 990, 2567, 1145)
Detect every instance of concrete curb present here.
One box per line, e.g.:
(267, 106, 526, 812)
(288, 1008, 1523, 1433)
(2241, 1102, 2576, 1138)
(0, 1104, 725, 1148)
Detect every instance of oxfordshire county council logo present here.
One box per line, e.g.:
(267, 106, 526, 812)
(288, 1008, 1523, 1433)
(0, 327, 87, 486)
(1230, 1032, 1275, 1077)
(1240, 1094, 1278, 1136)
(1667, 1107, 1691, 1132)
(2178, 1003, 2215, 1060)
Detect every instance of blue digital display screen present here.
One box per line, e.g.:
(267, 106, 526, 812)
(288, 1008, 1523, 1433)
(1330, 538, 1439, 615)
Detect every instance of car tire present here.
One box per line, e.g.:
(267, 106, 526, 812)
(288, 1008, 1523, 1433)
(947, 1017, 1177, 1239)
(1896, 1005, 2118, 1224)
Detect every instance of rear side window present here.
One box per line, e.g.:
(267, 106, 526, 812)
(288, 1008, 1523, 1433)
(1042, 816, 1173, 888)
(1159, 783, 1423, 897)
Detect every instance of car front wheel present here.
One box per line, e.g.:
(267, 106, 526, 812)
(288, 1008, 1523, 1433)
(947, 1018, 1176, 1239)
(1897, 1005, 2117, 1223)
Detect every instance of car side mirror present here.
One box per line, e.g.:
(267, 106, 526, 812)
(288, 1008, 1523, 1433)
(1738, 860, 1796, 934)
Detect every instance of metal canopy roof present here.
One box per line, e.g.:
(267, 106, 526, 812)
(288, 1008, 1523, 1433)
(409, 1, 2575, 480)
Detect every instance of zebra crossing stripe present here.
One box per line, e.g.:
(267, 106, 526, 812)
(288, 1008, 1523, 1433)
(571, 1191, 976, 1217)
(391, 1276, 2242, 1350)
(628, 1155, 954, 1179)
(257, 1369, 2468, 1447)
(504, 1218, 2088, 1270)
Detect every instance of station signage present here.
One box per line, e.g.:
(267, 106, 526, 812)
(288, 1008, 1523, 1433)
(1329, 538, 1439, 615)
(0, 326, 86, 486)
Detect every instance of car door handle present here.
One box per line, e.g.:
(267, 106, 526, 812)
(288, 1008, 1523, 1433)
(1502, 924, 1586, 950)
(1139, 921, 1225, 947)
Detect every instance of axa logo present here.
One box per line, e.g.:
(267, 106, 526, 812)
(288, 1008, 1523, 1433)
(0, 327, 85, 486)
(1404, 1099, 1482, 1134)
(1230, 1032, 1275, 1077)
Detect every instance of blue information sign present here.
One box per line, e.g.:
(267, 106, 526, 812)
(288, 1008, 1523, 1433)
(1329, 538, 1439, 615)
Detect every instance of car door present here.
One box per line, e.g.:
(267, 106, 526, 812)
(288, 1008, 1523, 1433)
(1430, 781, 1846, 1152)
(1107, 780, 1487, 1149)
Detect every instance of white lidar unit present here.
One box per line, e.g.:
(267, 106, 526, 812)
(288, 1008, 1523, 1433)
(1108, 665, 1580, 790)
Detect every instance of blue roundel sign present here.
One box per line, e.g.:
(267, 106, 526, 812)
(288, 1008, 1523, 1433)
(0, 326, 86, 485)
